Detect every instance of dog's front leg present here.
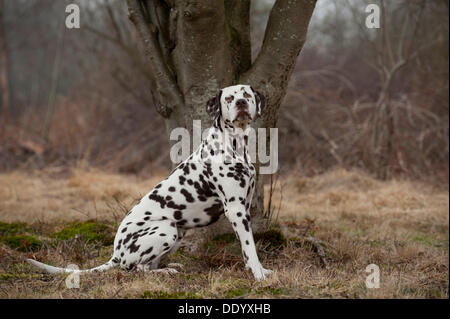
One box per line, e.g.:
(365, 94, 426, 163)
(225, 206, 273, 281)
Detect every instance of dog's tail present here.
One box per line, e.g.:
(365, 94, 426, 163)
(26, 257, 118, 274)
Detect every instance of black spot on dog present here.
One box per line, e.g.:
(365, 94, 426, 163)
(225, 95, 234, 103)
(140, 246, 153, 257)
(149, 193, 167, 208)
(128, 240, 140, 253)
(168, 186, 176, 192)
(204, 202, 224, 225)
(167, 201, 187, 211)
(181, 189, 195, 203)
(123, 233, 134, 245)
(174, 211, 183, 220)
(242, 219, 250, 232)
(176, 219, 188, 226)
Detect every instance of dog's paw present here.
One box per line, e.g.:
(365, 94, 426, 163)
(262, 268, 273, 276)
(252, 267, 273, 281)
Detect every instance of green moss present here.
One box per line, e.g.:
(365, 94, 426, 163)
(51, 220, 114, 245)
(141, 290, 200, 299)
(0, 273, 13, 280)
(0, 273, 42, 280)
(224, 287, 249, 298)
(0, 221, 30, 236)
(0, 235, 42, 252)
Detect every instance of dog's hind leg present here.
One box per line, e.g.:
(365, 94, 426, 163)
(169, 229, 186, 255)
(131, 219, 181, 274)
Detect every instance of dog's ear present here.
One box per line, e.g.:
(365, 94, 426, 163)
(251, 87, 266, 117)
(206, 90, 222, 120)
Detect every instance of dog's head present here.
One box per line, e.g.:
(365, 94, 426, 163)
(206, 84, 266, 130)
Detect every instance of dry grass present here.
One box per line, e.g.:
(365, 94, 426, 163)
(0, 167, 448, 299)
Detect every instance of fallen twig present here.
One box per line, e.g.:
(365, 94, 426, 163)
(305, 236, 330, 269)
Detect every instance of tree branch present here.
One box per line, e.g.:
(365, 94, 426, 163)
(240, 0, 317, 125)
(146, 0, 176, 76)
(224, 0, 251, 78)
(127, 0, 184, 118)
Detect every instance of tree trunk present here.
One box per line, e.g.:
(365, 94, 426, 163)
(0, 0, 10, 134)
(127, 0, 316, 238)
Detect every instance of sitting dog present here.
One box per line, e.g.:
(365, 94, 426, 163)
(28, 84, 273, 281)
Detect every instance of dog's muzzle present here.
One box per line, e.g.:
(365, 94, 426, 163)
(233, 99, 252, 123)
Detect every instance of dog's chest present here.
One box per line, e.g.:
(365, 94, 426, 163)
(124, 131, 255, 230)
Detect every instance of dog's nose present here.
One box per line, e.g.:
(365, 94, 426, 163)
(235, 99, 248, 109)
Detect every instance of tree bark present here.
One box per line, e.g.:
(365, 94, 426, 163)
(0, 0, 10, 134)
(127, 0, 317, 237)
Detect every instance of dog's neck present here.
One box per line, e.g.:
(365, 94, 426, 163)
(203, 116, 251, 164)
(213, 115, 250, 133)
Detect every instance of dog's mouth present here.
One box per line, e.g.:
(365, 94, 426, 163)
(233, 110, 252, 123)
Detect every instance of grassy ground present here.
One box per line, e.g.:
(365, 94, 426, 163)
(0, 168, 448, 298)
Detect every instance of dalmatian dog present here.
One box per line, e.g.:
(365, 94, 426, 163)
(27, 84, 273, 281)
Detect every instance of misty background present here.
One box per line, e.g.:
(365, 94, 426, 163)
(0, 0, 448, 184)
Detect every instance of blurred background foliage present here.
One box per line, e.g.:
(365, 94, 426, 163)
(0, 0, 448, 184)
